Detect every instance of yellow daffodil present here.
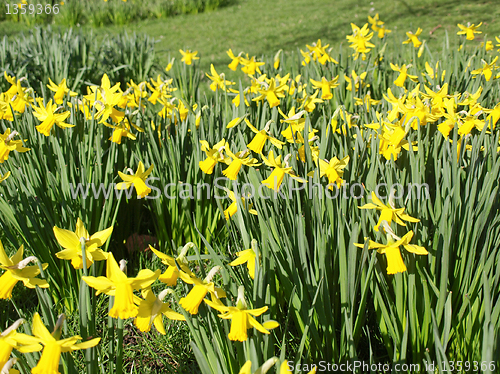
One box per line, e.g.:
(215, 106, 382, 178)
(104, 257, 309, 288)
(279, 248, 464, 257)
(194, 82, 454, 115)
(345, 70, 368, 92)
(403, 28, 423, 48)
(206, 64, 235, 91)
(318, 155, 349, 189)
(178, 265, 226, 315)
(367, 13, 391, 39)
(179, 49, 199, 65)
(238, 358, 279, 374)
(278, 107, 306, 143)
(457, 22, 482, 40)
(354, 93, 380, 110)
(253, 77, 287, 108)
(310, 76, 339, 100)
(298, 90, 323, 113)
(22, 313, 100, 374)
(378, 122, 417, 160)
(0, 129, 30, 164)
(0, 241, 48, 300)
(53, 218, 113, 269)
(227, 49, 243, 70)
(355, 228, 428, 275)
(223, 147, 260, 180)
(1, 319, 41, 370)
(134, 287, 185, 334)
(229, 242, 257, 279)
(304, 39, 338, 64)
(199, 139, 230, 174)
(390, 63, 418, 87)
(148, 243, 193, 286)
(46, 78, 77, 104)
(32, 98, 73, 136)
(147, 75, 175, 104)
(82, 253, 159, 319)
(165, 57, 175, 72)
(8, 79, 33, 114)
(261, 151, 306, 191)
(246, 119, 285, 154)
(240, 56, 265, 76)
(116, 161, 154, 198)
(346, 23, 375, 60)
(273, 49, 282, 69)
(223, 188, 257, 220)
(204, 286, 279, 342)
(359, 191, 419, 231)
(83, 74, 125, 124)
(471, 56, 498, 81)
(104, 119, 138, 144)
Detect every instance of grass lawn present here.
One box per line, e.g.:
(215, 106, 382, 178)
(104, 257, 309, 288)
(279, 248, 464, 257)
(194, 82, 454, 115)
(1, 0, 500, 76)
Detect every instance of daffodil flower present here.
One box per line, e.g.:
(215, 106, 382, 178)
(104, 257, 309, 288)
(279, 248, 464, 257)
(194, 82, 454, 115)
(46, 78, 77, 104)
(345, 70, 368, 92)
(134, 287, 185, 334)
(83, 74, 125, 124)
(222, 147, 260, 180)
(246, 119, 285, 154)
(204, 286, 279, 342)
(53, 218, 113, 269)
(147, 75, 175, 104)
(229, 240, 257, 279)
(227, 49, 243, 70)
(9, 79, 34, 114)
(278, 107, 306, 143)
(0, 129, 30, 163)
(0, 319, 41, 369)
(116, 161, 154, 198)
(346, 23, 375, 60)
(390, 63, 418, 88)
(82, 253, 159, 319)
(378, 121, 417, 161)
(0, 241, 48, 300)
(403, 28, 423, 48)
(261, 151, 306, 191)
(178, 266, 226, 315)
(368, 14, 391, 39)
(104, 119, 138, 144)
(148, 243, 193, 286)
(199, 139, 230, 174)
(21, 313, 100, 374)
(238, 358, 279, 374)
(310, 76, 339, 100)
(457, 22, 482, 40)
(484, 102, 500, 130)
(252, 77, 286, 108)
(298, 89, 323, 113)
(223, 188, 258, 220)
(179, 49, 199, 65)
(240, 56, 265, 75)
(359, 192, 420, 231)
(165, 57, 175, 72)
(318, 155, 349, 189)
(355, 227, 428, 275)
(306, 39, 337, 64)
(471, 56, 499, 81)
(206, 64, 235, 91)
